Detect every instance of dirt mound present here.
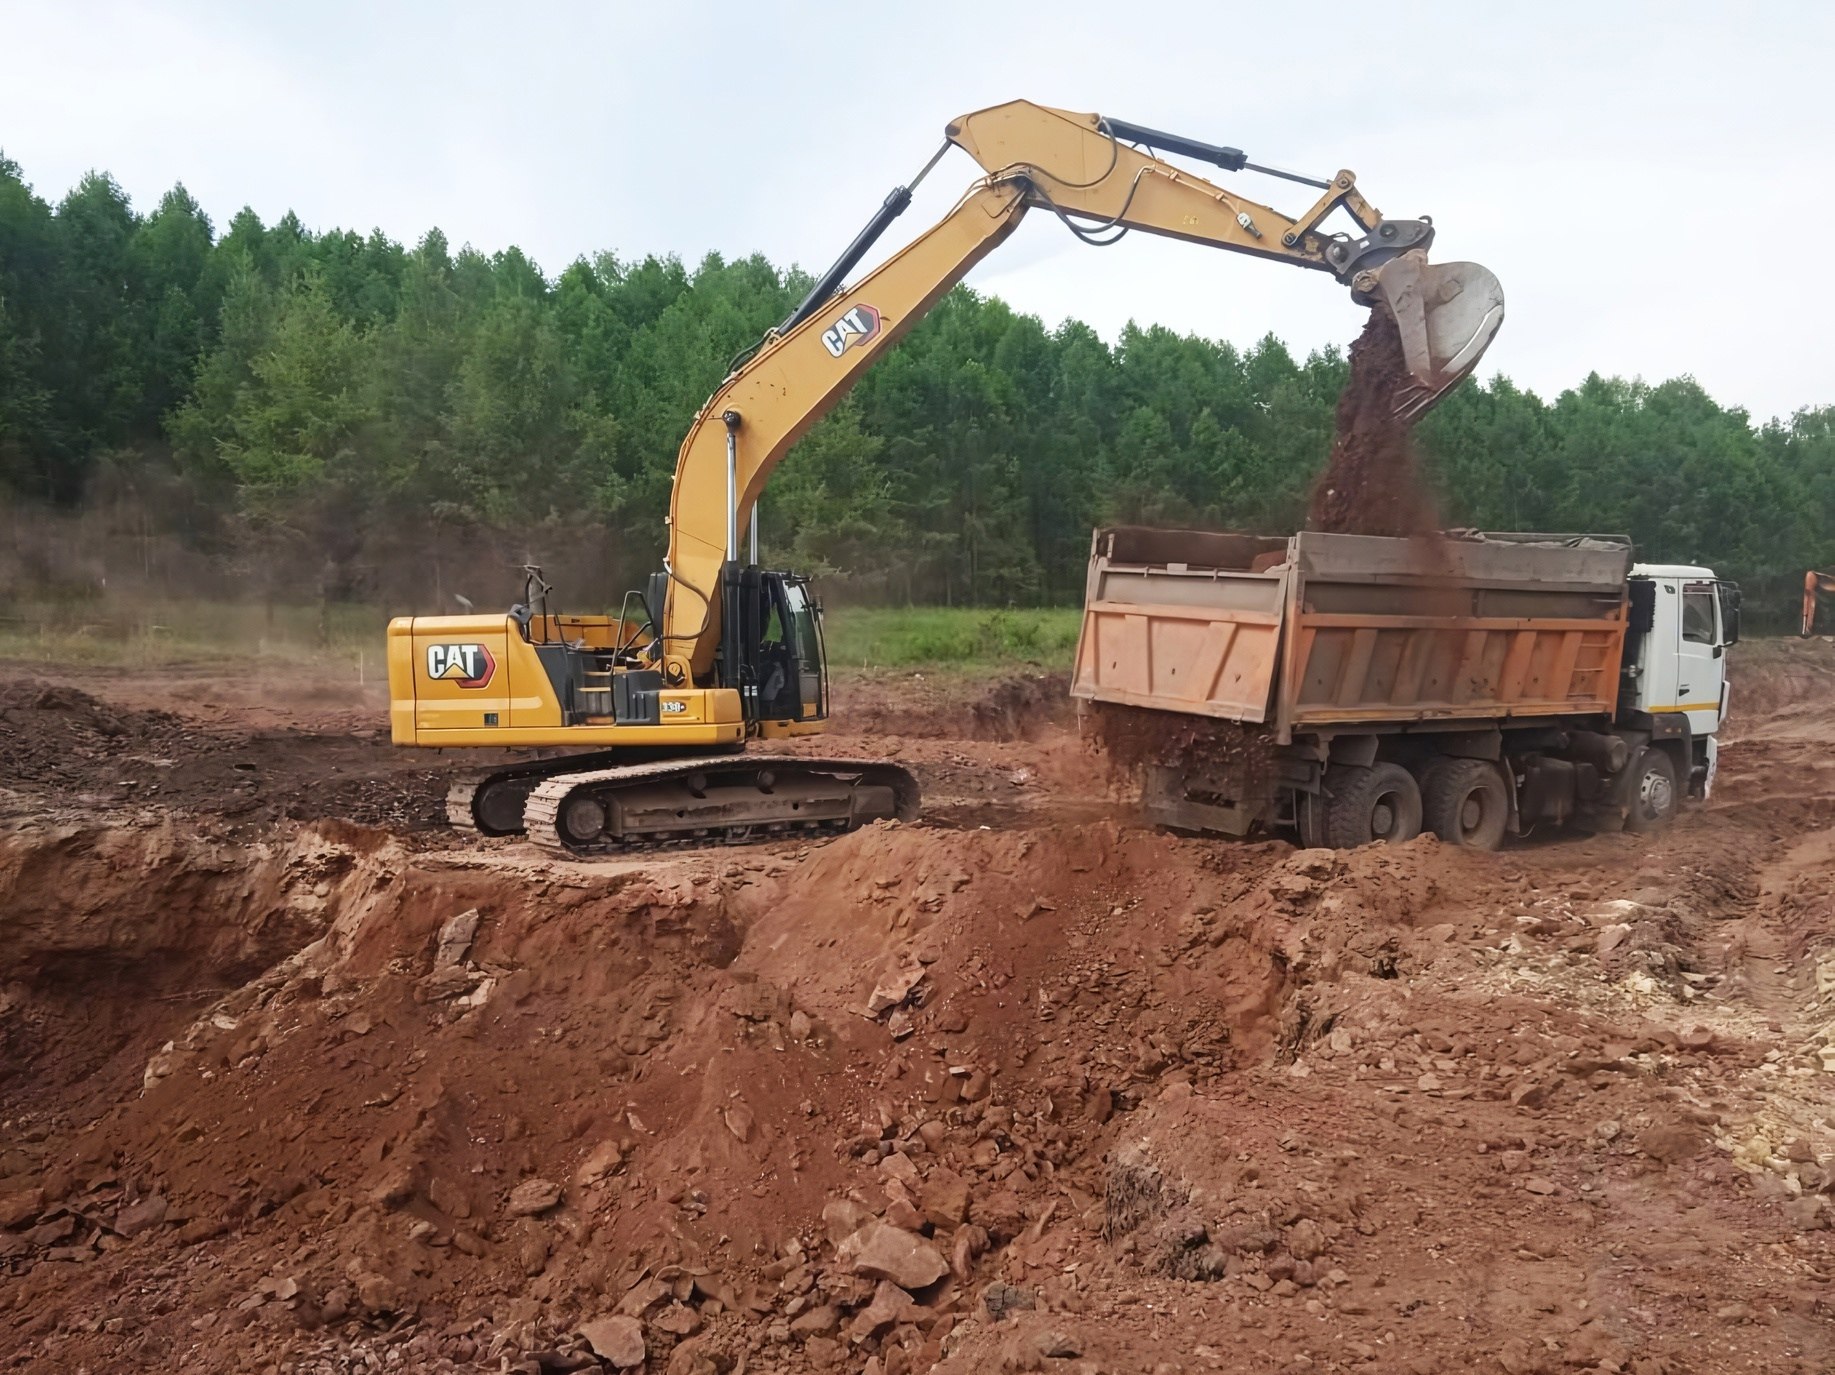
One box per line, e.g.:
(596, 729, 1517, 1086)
(1726, 636, 1835, 721)
(1307, 308, 1439, 538)
(0, 676, 454, 835)
(837, 672, 1073, 743)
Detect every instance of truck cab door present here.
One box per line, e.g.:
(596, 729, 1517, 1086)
(1676, 580, 1724, 736)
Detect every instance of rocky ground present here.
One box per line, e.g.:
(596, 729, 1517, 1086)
(1, 644, 1831, 1374)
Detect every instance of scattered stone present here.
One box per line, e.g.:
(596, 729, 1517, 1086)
(434, 908, 482, 968)
(1286, 1219, 1327, 1260)
(1522, 1177, 1557, 1196)
(354, 1271, 397, 1314)
(839, 1220, 949, 1289)
(580, 1315, 646, 1368)
(983, 1282, 1038, 1321)
(651, 1302, 701, 1336)
(1636, 1123, 1704, 1164)
(723, 1101, 756, 1144)
(848, 1280, 917, 1342)
(790, 1304, 841, 1338)
(0, 1188, 44, 1229)
(574, 1140, 626, 1188)
(865, 964, 927, 1017)
(1782, 1197, 1828, 1232)
(507, 1178, 563, 1216)
(1509, 1079, 1552, 1110)
(823, 1198, 871, 1245)
(1034, 1329, 1084, 1359)
(27, 1215, 75, 1245)
(922, 1170, 971, 1228)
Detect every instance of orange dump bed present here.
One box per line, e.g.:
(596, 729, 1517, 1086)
(1073, 528, 1632, 743)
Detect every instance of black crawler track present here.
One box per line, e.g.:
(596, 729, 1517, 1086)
(444, 746, 744, 836)
(521, 755, 922, 857)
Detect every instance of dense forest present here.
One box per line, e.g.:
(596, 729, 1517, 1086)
(1, 157, 1829, 626)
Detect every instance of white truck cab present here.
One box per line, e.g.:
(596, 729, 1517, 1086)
(1622, 563, 1740, 799)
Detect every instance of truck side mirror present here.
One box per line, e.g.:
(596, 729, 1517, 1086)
(1717, 582, 1741, 646)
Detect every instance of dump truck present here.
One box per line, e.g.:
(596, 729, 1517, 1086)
(1073, 527, 1741, 849)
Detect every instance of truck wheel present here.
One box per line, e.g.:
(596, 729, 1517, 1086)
(1623, 748, 1679, 833)
(1324, 763, 1423, 848)
(1420, 758, 1509, 850)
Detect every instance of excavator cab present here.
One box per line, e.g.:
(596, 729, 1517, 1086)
(718, 565, 829, 729)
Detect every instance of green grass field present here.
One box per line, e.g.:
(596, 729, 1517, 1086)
(0, 599, 1082, 675)
(820, 606, 1081, 671)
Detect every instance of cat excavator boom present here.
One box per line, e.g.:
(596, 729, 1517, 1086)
(387, 100, 1505, 855)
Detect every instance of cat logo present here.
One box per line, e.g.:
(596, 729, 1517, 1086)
(820, 304, 881, 358)
(425, 642, 496, 689)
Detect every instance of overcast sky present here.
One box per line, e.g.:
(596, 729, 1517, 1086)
(4, 0, 1829, 420)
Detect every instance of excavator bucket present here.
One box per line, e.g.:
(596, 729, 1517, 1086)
(1361, 251, 1505, 421)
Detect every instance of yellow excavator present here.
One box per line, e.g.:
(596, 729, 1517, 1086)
(1806, 570, 1835, 636)
(386, 100, 1505, 855)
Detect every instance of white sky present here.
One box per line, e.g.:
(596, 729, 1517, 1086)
(3, 0, 1830, 421)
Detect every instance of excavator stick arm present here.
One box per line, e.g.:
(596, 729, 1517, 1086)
(946, 103, 1503, 420)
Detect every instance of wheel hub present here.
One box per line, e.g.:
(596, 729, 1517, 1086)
(560, 795, 608, 843)
(1639, 768, 1675, 817)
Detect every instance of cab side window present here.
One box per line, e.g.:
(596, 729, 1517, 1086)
(1682, 585, 1716, 645)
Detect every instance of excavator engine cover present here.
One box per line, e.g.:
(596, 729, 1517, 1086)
(1359, 251, 1505, 420)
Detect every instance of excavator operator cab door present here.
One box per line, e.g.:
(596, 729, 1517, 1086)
(779, 576, 829, 723)
(722, 565, 829, 727)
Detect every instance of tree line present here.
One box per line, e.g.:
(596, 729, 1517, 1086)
(1, 156, 1829, 625)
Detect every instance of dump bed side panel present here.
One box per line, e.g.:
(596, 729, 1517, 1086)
(1073, 527, 1633, 735)
(1278, 531, 1631, 735)
(1072, 527, 1290, 723)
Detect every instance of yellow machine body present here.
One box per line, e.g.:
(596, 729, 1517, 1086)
(388, 614, 745, 748)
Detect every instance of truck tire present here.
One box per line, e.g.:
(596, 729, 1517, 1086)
(1623, 747, 1679, 833)
(1323, 763, 1423, 848)
(1420, 757, 1509, 850)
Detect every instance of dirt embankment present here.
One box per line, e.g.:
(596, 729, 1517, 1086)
(1, 659, 1833, 1374)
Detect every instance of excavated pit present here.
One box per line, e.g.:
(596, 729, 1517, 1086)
(2, 654, 1834, 1373)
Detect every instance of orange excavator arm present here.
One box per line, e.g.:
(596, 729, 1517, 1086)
(658, 100, 1505, 682)
(1805, 570, 1835, 636)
